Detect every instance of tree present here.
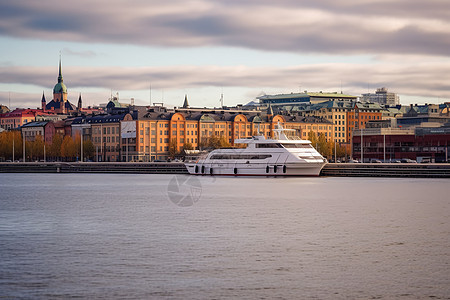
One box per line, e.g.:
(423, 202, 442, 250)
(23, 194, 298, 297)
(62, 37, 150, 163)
(48, 134, 63, 160)
(61, 135, 76, 161)
(198, 137, 208, 150)
(307, 130, 317, 146)
(83, 139, 95, 160)
(218, 136, 231, 148)
(0, 131, 22, 161)
(183, 142, 193, 151)
(31, 135, 44, 160)
(74, 134, 81, 160)
(317, 133, 331, 158)
(168, 138, 178, 158)
(207, 135, 221, 149)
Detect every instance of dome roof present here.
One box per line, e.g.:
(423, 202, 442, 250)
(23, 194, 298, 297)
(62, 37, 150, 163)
(53, 82, 67, 94)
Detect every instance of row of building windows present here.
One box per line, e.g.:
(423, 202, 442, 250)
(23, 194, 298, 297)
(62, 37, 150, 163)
(94, 136, 119, 143)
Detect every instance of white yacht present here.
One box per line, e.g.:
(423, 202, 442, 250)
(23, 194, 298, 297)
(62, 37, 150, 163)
(185, 123, 327, 176)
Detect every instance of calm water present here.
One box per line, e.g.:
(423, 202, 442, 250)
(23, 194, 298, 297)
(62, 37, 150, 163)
(0, 173, 449, 299)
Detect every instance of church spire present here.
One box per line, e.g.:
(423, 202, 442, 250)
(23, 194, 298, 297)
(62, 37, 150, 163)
(77, 93, 82, 110)
(182, 94, 190, 108)
(41, 91, 46, 110)
(58, 54, 63, 83)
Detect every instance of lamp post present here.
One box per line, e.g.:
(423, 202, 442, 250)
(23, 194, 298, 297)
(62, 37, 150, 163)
(80, 128, 83, 162)
(334, 140, 337, 163)
(361, 128, 363, 163)
(23, 132, 25, 162)
(12, 132, 15, 162)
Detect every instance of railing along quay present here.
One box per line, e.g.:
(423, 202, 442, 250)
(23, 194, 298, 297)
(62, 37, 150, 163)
(0, 162, 189, 174)
(321, 163, 450, 178)
(1, 162, 449, 177)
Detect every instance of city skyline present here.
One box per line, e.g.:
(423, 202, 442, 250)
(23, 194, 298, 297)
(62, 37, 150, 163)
(1, 0, 450, 109)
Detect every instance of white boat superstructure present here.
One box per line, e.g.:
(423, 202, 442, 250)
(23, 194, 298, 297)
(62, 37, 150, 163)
(185, 123, 327, 176)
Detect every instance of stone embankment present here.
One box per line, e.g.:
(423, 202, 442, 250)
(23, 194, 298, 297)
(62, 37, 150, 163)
(1, 162, 449, 178)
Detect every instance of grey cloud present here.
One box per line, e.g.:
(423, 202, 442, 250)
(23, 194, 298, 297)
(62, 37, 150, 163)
(0, 1, 449, 56)
(1, 61, 449, 100)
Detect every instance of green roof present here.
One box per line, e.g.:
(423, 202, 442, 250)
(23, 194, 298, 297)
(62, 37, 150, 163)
(53, 82, 67, 94)
(308, 92, 356, 98)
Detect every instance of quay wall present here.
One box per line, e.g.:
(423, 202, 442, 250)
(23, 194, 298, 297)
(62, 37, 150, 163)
(321, 163, 450, 178)
(1, 162, 449, 178)
(0, 162, 189, 174)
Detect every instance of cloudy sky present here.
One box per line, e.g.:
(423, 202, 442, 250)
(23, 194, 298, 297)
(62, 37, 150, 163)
(1, 0, 449, 109)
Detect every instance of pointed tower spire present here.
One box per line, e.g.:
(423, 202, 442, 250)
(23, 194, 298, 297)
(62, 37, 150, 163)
(58, 53, 63, 83)
(77, 93, 82, 111)
(41, 91, 46, 110)
(182, 94, 190, 108)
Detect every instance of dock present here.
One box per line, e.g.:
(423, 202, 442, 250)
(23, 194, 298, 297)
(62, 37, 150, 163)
(0, 162, 189, 174)
(321, 163, 450, 178)
(0, 162, 449, 178)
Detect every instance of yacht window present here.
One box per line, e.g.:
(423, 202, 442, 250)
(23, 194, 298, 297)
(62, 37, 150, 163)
(256, 143, 282, 148)
(210, 154, 272, 160)
(282, 143, 313, 148)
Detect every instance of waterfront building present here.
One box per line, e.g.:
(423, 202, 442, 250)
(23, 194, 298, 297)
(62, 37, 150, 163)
(397, 103, 450, 127)
(256, 91, 357, 107)
(296, 99, 383, 145)
(307, 91, 357, 104)
(352, 125, 450, 163)
(361, 87, 400, 106)
(122, 104, 333, 161)
(0, 109, 44, 130)
(90, 114, 127, 162)
(297, 100, 354, 144)
(347, 102, 383, 142)
(71, 117, 92, 145)
(21, 121, 56, 144)
(257, 93, 310, 106)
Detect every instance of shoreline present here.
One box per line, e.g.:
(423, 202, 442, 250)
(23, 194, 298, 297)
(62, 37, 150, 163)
(1, 162, 450, 178)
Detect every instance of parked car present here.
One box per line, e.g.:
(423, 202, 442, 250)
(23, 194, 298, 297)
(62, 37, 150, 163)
(390, 159, 402, 163)
(348, 159, 360, 163)
(370, 159, 382, 163)
(401, 158, 417, 163)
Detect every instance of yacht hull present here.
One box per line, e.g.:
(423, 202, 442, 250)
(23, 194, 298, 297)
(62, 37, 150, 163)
(185, 161, 325, 176)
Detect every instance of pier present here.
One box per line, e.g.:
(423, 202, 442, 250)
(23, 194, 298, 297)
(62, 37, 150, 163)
(0, 162, 189, 174)
(321, 163, 450, 178)
(1, 162, 449, 177)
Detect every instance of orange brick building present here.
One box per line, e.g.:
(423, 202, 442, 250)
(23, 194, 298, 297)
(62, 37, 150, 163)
(121, 108, 333, 162)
